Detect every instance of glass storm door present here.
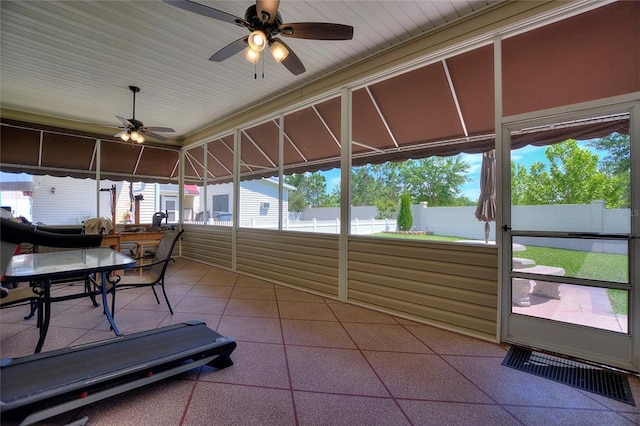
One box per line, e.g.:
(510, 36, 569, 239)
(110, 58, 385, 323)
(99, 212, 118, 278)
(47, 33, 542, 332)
(501, 104, 638, 372)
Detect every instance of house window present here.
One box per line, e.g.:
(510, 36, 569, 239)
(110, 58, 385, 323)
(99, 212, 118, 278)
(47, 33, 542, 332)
(212, 194, 229, 213)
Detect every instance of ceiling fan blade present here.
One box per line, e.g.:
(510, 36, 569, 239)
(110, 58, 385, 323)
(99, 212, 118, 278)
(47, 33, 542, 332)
(114, 130, 127, 138)
(209, 37, 248, 62)
(275, 39, 305, 75)
(143, 131, 168, 142)
(256, 0, 280, 24)
(116, 115, 133, 127)
(162, 0, 248, 28)
(279, 22, 354, 40)
(145, 127, 176, 133)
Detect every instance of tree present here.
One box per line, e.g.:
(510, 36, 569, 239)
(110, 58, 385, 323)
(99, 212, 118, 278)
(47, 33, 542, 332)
(288, 154, 473, 214)
(399, 157, 470, 206)
(397, 192, 413, 231)
(588, 133, 630, 175)
(375, 199, 397, 219)
(588, 133, 630, 207)
(349, 157, 471, 210)
(350, 166, 381, 206)
(510, 140, 625, 208)
(285, 172, 328, 212)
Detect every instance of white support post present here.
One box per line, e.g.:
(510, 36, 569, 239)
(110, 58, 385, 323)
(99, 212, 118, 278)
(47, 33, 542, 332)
(232, 129, 240, 271)
(278, 114, 284, 231)
(339, 88, 352, 301)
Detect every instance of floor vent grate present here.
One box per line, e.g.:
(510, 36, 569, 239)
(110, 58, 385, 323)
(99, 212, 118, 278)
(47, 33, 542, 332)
(502, 346, 635, 405)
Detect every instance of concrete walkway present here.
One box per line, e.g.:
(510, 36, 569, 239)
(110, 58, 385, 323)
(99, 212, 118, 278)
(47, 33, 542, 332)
(512, 283, 628, 333)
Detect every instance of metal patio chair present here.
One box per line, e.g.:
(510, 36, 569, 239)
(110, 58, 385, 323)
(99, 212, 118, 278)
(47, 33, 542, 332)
(114, 229, 184, 315)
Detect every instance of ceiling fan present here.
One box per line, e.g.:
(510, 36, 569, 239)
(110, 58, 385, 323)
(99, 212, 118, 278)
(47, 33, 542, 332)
(163, 0, 354, 76)
(114, 86, 176, 143)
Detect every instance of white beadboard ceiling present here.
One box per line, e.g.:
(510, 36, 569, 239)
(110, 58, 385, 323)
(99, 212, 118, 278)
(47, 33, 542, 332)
(1, 0, 496, 144)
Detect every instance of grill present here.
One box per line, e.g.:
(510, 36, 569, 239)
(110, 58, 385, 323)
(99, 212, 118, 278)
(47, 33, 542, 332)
(502, 346, 635, 405)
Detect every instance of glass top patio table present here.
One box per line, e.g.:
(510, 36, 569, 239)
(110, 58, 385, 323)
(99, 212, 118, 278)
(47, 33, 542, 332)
(4, 247, 135, 282)
(3, 247, 135, 352)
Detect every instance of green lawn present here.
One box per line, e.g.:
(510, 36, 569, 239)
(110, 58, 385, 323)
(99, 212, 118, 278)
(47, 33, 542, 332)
(521, 245, 628, 316)
(372, 233, 628, 315)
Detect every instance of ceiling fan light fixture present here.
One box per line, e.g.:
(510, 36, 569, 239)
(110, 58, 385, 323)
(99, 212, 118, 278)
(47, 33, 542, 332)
(130, 130, 140, 141)
(120, 132, 131, 142)
(244, 47, 261, 64)
(270, 40, 289, 63)
(248, 30, 266, 51)
(136, 134, 145, 144)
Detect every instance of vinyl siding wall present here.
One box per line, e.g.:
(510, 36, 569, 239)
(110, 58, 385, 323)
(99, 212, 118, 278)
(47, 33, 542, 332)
(239, 180, 286, 225)
(348, 236, 498, 340)
(181, 224, 233, 269)
(181, 228, 498, 339)
(31, 176, 115, 225)
(236, 229, 339, 298)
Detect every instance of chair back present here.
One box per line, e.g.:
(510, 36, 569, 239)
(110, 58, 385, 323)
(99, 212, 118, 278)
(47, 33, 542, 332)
(148, 229, 184, 278)
(152, 211, 168, 227)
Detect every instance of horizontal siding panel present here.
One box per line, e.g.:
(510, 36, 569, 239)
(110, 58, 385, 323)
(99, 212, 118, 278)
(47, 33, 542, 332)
(239, 264, 338, 297)
(181, 225, 232, 268)
(349, 238, 497, 266)
(238, 228, 339, 249)
(349, 279, 495, 320)
(349, 250, 496, 281)
(349, 289, 496, 337)
(237, 249, 339, 276)
(237, 244, 338, 268)
(237, 238, 339, 263)
(238, 229, 338, 251)
(236, 229, 339, 297)
(349, 260, 496, 295)
(237, 255, 338, 284)
(347, 236, 498, 340)
(237, 252, 338, 288)
(348, 269, 497, 308)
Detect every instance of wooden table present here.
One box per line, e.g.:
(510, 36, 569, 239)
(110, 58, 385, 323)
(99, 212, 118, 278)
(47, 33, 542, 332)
(101, 231, 165, 253)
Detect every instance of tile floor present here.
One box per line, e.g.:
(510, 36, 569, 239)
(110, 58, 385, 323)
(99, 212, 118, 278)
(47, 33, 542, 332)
(1, 258, 639, 425)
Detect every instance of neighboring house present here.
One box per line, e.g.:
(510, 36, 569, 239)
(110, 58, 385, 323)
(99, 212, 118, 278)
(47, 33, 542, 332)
(190, 177, 294, 224)
(0, 173, 294, 226)
(156, 183, 199, 223)
(0, 171, 33, 221)
(28, 176, 121, 225)
(1, 175, 161, 226)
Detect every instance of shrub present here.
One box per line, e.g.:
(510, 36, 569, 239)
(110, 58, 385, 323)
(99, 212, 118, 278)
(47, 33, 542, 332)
(397, 192, 413, 231)
(375, 199, 397, 219)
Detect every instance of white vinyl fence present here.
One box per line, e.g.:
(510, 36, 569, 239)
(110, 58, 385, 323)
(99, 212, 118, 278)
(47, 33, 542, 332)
(300, 200, 632, 253)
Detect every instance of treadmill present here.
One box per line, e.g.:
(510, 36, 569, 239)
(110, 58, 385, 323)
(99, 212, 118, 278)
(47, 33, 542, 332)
(1, 320, 236, 425)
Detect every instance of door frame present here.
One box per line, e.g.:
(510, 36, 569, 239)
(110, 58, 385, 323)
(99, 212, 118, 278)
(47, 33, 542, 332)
(499, 95, 640, 372)
(160, 195, 179, 223)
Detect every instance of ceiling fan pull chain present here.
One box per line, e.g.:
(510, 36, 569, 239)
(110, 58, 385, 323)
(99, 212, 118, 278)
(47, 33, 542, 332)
(132, 90, 136, 119)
